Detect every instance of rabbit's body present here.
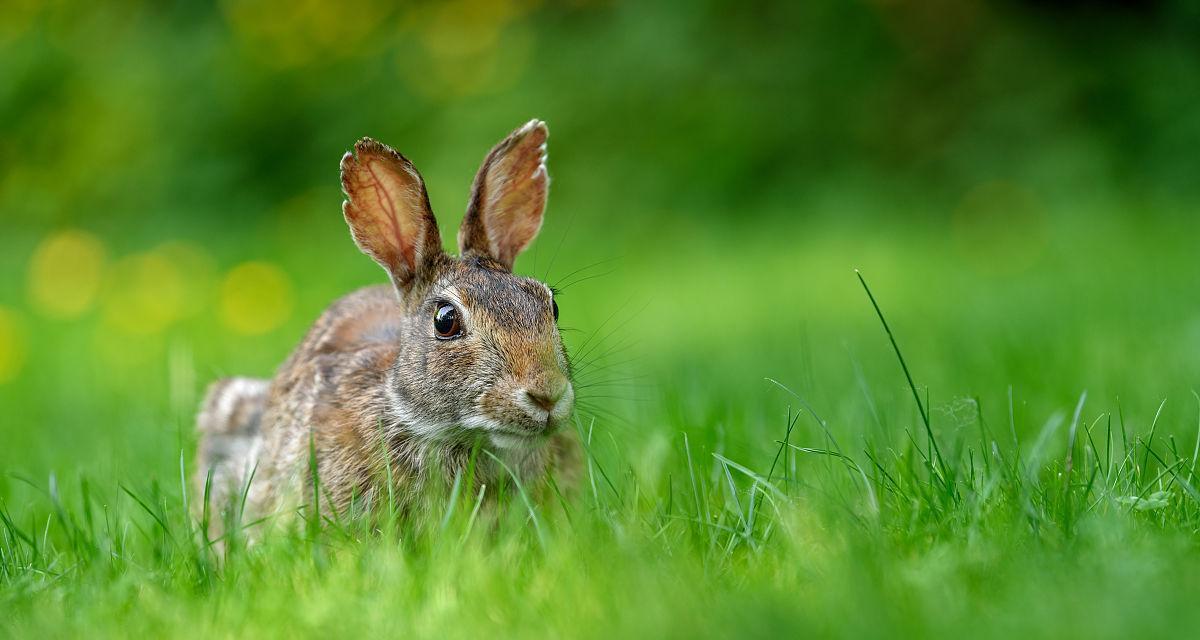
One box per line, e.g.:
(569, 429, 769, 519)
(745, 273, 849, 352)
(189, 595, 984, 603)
(196, 376, 269, 516)
(196, 121, 580, 536)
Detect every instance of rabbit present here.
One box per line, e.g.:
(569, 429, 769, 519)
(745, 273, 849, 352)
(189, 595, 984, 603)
(195, 120, 580, 537)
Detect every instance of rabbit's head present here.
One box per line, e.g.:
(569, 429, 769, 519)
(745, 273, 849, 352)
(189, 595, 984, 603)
(340, 120, 572, 451)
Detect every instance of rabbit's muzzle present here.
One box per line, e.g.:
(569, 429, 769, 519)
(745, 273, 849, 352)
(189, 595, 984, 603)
(517, 376, 574, 427)
(476, 373, 574, 445)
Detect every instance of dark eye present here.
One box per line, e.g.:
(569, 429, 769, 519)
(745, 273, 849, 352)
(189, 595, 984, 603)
(551, 299, 559, 321)
(433, 303, 461, 339)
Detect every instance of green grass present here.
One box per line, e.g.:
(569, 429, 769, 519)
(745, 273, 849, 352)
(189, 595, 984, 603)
(4, 1, 1200, 636)
(4, 211, 1200, 638)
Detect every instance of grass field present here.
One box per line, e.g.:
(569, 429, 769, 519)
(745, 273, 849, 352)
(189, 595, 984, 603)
(4, 204, 1200, 638)
(5, 1, 1200, 637)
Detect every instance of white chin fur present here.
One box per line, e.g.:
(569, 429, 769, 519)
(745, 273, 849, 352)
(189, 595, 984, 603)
(487, 431, 547, 451)
(386, 382, 572, 448)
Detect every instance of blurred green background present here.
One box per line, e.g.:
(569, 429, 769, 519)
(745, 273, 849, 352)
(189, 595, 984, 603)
(2, 0, 1200, 483)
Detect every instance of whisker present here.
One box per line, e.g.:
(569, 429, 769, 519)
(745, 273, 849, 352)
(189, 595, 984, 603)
(572, 300, 647, 367)
(555, 268, 619, 292)
(568, 300, 634, 364)
(572, 339, 640, 375)
(547, 256, 625, 290)
(541, 205, 579, 282)
(573, 403, 630, 427)
(574, 377, 651, 391)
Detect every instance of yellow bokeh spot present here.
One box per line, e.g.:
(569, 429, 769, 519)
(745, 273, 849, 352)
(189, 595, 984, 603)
(28, 229, 108, 319)
(0, 307, 27, 385)
(0, 0, 41, 46)
(152, 241, 218, 319)
(220, 0, 394, 67)
(103, 251, 189, 335)
(219, 262, 294, 335)
(420, 0, 521, 58)
(402, 0, 535, 100)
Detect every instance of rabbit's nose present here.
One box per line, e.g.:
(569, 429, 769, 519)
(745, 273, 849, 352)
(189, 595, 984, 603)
(525, 388, 563, 412)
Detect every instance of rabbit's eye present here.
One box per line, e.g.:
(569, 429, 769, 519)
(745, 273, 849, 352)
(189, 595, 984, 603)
(551, 299, 559, 321)
(433, 303, 461, 339)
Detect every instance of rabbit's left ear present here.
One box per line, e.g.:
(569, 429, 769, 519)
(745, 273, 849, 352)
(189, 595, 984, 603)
(458, 120, 549, 270)
(341, 138, 444, 292)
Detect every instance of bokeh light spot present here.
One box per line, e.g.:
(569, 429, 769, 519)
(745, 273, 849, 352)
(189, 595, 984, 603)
(28, 229, 108, 319)
(219, 262, 294, 335)
(0, 307, 28, 385)
(0, 0, 41, 45)
(153, 241, 219, 320)
(103, 252, 189, 335)
(220, 0, 394, 67)
(403, 0, 535, 100)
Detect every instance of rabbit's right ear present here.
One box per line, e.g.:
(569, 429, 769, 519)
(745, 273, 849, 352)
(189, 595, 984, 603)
(341, 138, 444, 292)
(458, 120, 549, 270)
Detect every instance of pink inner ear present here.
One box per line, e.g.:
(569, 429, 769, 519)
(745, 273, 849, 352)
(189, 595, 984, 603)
(340, 139, 439, 287)
(361, 157, 417, 274)
(480, 124, 549, 267)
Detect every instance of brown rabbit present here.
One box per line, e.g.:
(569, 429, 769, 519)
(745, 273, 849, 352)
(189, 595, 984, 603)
(195, 120, 579, 536)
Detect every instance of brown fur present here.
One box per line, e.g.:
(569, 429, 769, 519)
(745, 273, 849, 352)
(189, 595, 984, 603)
(195, 121, 579, 537)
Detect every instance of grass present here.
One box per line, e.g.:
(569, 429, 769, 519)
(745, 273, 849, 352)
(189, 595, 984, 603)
(3, 1, 1200, 635)
(3, 211, 1200, 638)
